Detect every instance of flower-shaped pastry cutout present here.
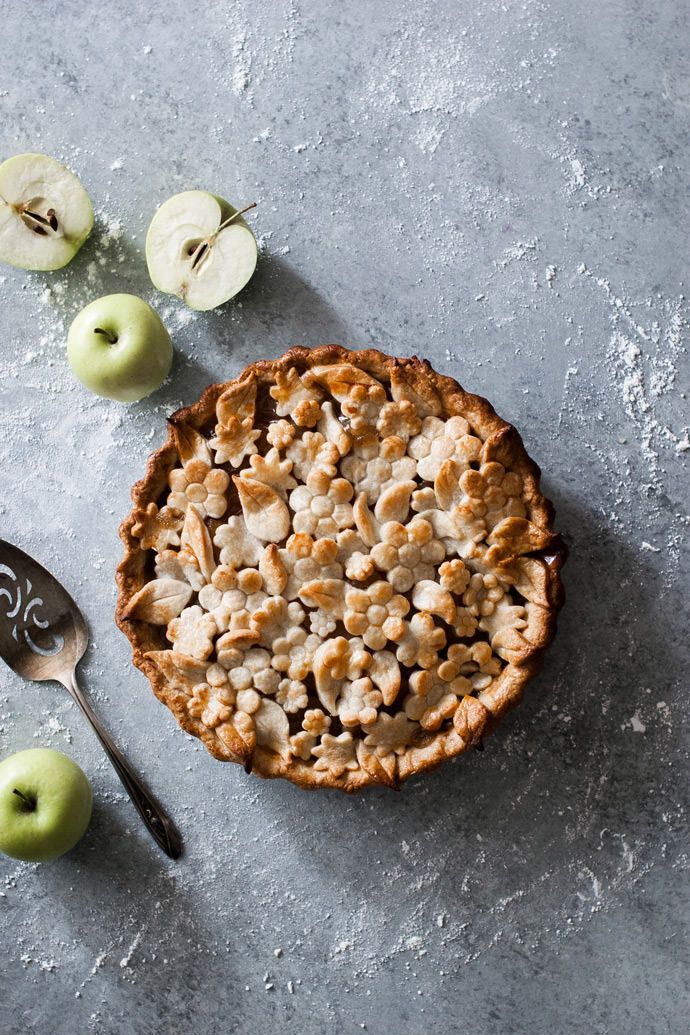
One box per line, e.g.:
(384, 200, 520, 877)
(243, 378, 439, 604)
(312, 731, 358, 777)
(339, 534, 376, 583)
(376, 399, 422, 441)
(395, 611, 446, 670)
(253, 596, 306, 648)
(342, 437, 417, 503)
(168, 460, 230, 519)
(308, 609, 338, 638)
(312, 635, 372, 713)
(343, 581, 409, 651)
(214, 515, 264, 569)
(289, 468, 354, 538)
(198, 565, 267, 631)
(303, 708, 332, 736)
(272, 626, 323, 681)
(408, 416, 482, 481)
(466, 462, 526, 530)
(289, 708, 332, 761)
(370, 518, 445, 592)
(215, 645, 281, 695)
(210, 416, 261, 467)
(363, 712, 416, 758)
(279, 533, 343, 600)
(167, 605, 217, 660)
(403, 666, 470, 731)
(276, 678, 309, 713)
(439, 558, 470, 595)
(290, 731, 317, 760)
(266, 418, 297, 450)
(132, 502, 183, 552)
(286, 430, 339, 482)
(462, 572, 506, 620)
(239, 448, 297, 498)
(340, 383, 387, 437)
(187, 683, 232, 729)
(270, 367, 322, 427)
(338, 677, 383, 728)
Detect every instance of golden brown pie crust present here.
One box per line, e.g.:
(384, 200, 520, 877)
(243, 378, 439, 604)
(116, 345, 566, 791)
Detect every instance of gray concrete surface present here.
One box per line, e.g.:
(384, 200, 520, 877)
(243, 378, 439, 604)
(0, 1, 688, 1033)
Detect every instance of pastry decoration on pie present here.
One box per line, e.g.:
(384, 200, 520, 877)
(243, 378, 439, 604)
(117, 346, 566, 790)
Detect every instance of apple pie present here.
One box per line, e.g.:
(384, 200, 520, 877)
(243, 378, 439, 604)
(116, 346, 566, 790)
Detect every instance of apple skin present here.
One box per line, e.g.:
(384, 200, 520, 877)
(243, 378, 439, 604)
(0, 748, 93, 862)
(67, 293, 173, 403)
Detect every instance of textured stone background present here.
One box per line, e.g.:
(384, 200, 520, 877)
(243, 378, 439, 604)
(0, 2, 688, 1033)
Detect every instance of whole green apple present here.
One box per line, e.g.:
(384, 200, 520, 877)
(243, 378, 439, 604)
(0, 748, 93, 862)
(67, 293, 173, 402)
(0, 152, 93, 271)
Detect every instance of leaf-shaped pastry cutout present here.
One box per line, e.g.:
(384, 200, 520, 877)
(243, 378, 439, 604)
(453, 695, 490, 746)
(123, 578, 192, 624)
(369, 650, 401, 707)
(259, 544, 288, 595)
(354, 492, 379, 547)
(391, 364, 442, 417)
(216, 373, 257, 427)
(434, 459, 463, 511)
(305, 364, 384, 402)
(145, 649, 207, 692)
(505, 557, 550, 606)
(374, 480, 416, 524)
(169, 420, 212, 466)
(318, 400, 352, 456)
(313, 639, 344, 714)
(254, 698, 290, 758)
(479, 425, 522, 467)
(232, 476, 290, 543)
(216, 721, 253, 763)
(181, 505, 215, 582)
(356, 740, 398, 787)
(298, 578, 346, 616)
(412, 581, 457, 624)
(486, 516, 552, 565)
(240, 447, 297, 497)
(490, 625, 536, 666)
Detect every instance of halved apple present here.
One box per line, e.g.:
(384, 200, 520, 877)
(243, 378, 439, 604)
(0, 153, 93, 271)
(145, 190, 257, 311)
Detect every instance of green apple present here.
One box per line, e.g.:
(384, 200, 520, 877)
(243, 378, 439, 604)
(0, 748, 92, 862)
(0, 152, 93, 271)
(146, 190, 257, 311)
(67, 293, 173, 402)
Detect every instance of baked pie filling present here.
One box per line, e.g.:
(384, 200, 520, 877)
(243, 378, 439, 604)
(117, 346, 565, 790)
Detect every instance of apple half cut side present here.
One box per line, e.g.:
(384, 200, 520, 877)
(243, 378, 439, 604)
(145, 190, 258, 311)
(0, 153, 94, 271)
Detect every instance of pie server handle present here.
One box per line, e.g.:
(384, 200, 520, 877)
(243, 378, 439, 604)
(65, 670, 183, 859)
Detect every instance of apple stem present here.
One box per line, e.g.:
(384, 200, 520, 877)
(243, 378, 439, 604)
(215, 202, 257, 234)
(94, 327, 118, 345)
(187, 202, 258, 274)
(12, 788, 36, 811)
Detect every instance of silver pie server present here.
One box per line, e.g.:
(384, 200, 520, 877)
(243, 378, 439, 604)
(0, 539, 182, 860)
